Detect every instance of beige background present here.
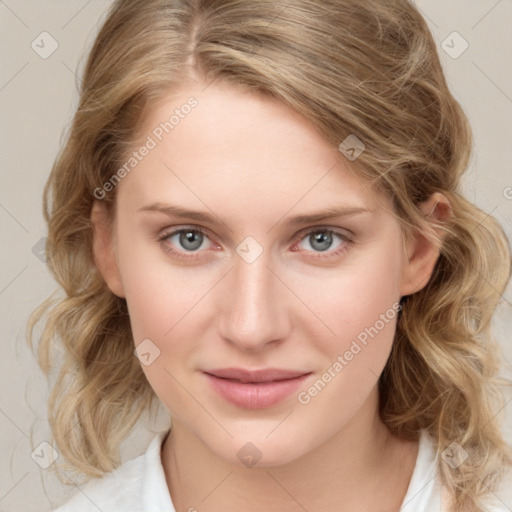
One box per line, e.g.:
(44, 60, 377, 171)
(0, 1, 511, 510)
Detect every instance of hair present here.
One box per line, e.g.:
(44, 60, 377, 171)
(27, 1, 512, 511)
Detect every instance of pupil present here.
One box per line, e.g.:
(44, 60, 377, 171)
(181, 230, 202, 250)
(311, 231, 332, 252)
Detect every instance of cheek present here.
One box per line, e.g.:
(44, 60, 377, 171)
(295, 249, 403, 421)
(313, 236, 404, 349)
(121, 264, 203, 347)
(116, 235, 222, 415)
(115, 224, 204, 340)
(116, 240, 207, 413)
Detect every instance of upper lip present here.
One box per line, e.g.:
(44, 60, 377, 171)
(203, 367, 311, 383)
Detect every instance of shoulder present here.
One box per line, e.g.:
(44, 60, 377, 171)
(52, 455, 145, 512)
(400, 430, 512, 512)
(400, 429, 445, 512)
(52, 430, 171, 512)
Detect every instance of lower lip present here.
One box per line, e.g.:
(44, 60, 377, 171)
(204, 372, 311, 409)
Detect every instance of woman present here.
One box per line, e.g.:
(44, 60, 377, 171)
(28, 1, 512, 510)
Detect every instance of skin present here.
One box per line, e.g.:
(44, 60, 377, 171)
(91, 78, 450, 512)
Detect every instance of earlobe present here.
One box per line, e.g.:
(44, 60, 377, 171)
(90, 200, 126, 298)
(399, 192, 452, 297)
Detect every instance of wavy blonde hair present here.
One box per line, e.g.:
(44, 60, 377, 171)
(27, 0, 512, 510)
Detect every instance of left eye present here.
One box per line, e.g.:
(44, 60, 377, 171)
(294, 229, 345, 253)
(157, 228, 214, 260)
(167, 228, 208, 251)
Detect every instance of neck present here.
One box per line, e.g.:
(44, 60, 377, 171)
(161, 388, 418, 512)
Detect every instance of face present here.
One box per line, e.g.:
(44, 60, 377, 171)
(92, 79, 440, 467)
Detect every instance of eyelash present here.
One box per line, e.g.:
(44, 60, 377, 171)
(156, 226, 354, 262)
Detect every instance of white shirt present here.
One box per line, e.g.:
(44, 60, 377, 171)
(53, 428, 512, 512)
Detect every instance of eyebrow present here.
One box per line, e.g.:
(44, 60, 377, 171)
(137, 202, 373, 228)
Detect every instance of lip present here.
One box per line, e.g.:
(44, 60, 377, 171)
(203, 367, 312, 409)
(204, 367, 310, 383)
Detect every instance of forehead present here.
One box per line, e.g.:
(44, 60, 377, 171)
(118, 81, 390, 220)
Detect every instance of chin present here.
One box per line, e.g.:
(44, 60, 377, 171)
(214, 433, 309, 469)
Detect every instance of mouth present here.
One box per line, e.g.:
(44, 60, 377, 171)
(202, 368, 312, 409)
(203, 367, 311, 383)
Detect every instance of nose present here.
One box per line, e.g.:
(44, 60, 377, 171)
(217, 246, 292, 352)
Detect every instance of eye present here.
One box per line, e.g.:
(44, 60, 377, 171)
(291, 228, 353, 260)
(157, 226, 353, 261)
(157, 227, 214, 260)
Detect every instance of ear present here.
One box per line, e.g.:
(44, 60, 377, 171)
(399, 192, 452, 297)
(90, 200, 125, 298)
